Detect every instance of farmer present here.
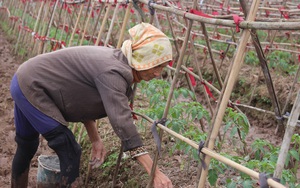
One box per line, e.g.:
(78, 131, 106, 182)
(10, 22, 173, 188)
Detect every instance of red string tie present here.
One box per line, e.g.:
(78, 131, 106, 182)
(264, 45, 270, 53)
(279, 7, 289, 19)
(265, 10, 270, 17)
(189, 9, 212, 18)
(201, 81, 216, 101)
(219, 50, 225, 59)
(232, 14, 244, 33)
(188, 68, 196, 87)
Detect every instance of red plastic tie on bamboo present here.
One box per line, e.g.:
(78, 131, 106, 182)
(219, 2, 223, 9)
(177, 1, 182, 9)
(192, 33, 197, 40)
(219, 50, 225, 59)
(298, 4, 300, 9)
(264, 45, 270, 53)
(213, 33, 221, 40)
(212, 11, 219, 15)
(201, 81, 216, 101)
(227, 6, 231, 14)
(9, 16, 19, 22)
(232, 14, 244, 33)
(189, 9, 212, 18)
(203, 47, 207, 54)
(285, 32, 290, 39)
(188, 68, 196, 87)
(265, 10, 270, 17)
(279, 7, 289, 19)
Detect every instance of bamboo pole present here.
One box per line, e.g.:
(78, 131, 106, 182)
(146, 0, 197, 186)
(274, 89, 300, 178)
(138, 0, 300, 30)
(59, 6, 68, 43)
(104, 3, 120, 46)
(197, 0, 261, 187)
(240, 0, 285, 135)
(68, 3, 84, 47)
(134, 111, 286, 188)
(42, 0, 59, 53)
(11, 1, 22, 35)
(88, 4, 104, 45)
(200, 22, 223, 89)
(50, 1, 65, 51)
(189, 38, 214, 115)
(76, 0, 92, 46)
(34, 1, 51, 56)
(116, 2, 133, 49)
(79, 1, 95, 45)
(14, 1, 29, 54)
(63, 3, 78, 45)
(30, 0, 45, 48)
(282, 59, 300, 114)
(94, 4, 111, 46)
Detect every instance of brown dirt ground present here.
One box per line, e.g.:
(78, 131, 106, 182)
(0, 26, 299, 188)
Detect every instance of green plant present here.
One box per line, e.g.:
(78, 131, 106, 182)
(267, 50, 297, 75)
(220, 108, 250, 153)
(245, 50, 260, 66)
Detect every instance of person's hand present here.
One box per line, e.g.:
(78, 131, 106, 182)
(153, 170, 173, 188)
(89, 140, 106, 169)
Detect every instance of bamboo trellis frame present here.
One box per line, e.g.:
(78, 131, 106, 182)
(0, 0, 299, 187)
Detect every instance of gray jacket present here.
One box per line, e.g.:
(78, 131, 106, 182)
(16, 46, 143, 151)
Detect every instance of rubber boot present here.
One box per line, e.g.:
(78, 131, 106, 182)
(42, 125, 82, 187)
(11, 135, 39, 188)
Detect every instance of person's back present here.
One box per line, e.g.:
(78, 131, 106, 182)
(17, 46, 133, 123)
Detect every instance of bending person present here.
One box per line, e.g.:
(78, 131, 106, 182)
(10, 23, 173, 188)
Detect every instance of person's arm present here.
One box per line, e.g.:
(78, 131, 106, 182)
(83, 120, 106, 169)
(135, 154, 173, 188)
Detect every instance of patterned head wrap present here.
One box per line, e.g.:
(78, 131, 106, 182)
(121, 23, 172, 71)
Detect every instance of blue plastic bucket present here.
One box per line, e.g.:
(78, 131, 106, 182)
(37, 155, 61, 188)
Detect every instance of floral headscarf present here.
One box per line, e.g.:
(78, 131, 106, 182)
(121, 23, 172, 71)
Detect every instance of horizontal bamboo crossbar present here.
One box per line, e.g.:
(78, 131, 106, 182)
(138, 0, 300, 30)
(133, 111, 286, 188)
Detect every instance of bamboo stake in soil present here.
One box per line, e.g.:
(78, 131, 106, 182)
(116, 2, 133, 49)
(240, 0, 285, 135)
(76, 0, 92, 46)
(14, 1, 29, 54)
(274, 89, 300, 179)
(198, 0, 261, 187)
(30, 1, 45, 45)
(88, 4, 104, 45)
(94, 3, 111, 46)
(146, 0, 197, 186)
(42, 0, 59, 53)
(282, 59, 300, 114)
(200, 22, 223, 89)
(79, 1, 95, 45)
(104, 3, 120, 46)
(68, 3, 84, 47)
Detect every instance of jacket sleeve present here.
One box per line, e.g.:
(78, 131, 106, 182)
(95, 70, 143, 151)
